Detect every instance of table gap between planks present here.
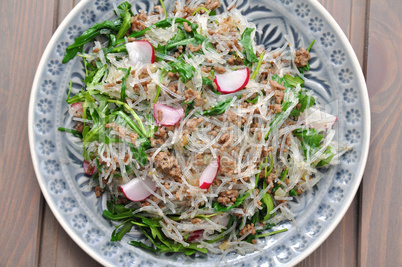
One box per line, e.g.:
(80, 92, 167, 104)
(0, 0, 400, 266)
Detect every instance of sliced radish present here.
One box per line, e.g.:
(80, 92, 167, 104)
(211, 213, 230, 227)
(153, 103, 184, 126)
(299, 108, 337, 132)
(69, 102, 83, 117)
(214, 68, 249, 94)
(120, 177, 156, 202)
(83, 160, 97, 175)
(187, 230, 204, 242)
(199, 156, 220, 189)
(126, 40, 155, 65)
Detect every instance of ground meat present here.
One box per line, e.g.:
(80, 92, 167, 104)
(168, 82, 178, 94)
(217, 189, 239, 206)
(154, 127, 168, 139)
(154, 5, 164, 15)
(191, 218, 202, 225)
(128, 132, 137, 144)
(208, 126, 221, 136)
(188, 43, 202, 52)
(94, 186, 104, 197)
(151, 138, 165, 147)
(219, 133, 234, 151)
(271, 104, 282, 113)
(127, 37, 135, 42)
(286, 135, 292, 146)
(214, 65, 226, 74)
(266, 172, 276, 185)
(194, 153, 204, 166)
(274, 90, 284, 104)
(269, 79, 286, 91)
(273, 51, 281, 59)
(157, 110, 164, 122)
(184, 89, 203, 106)
(227, 55, 235, 65)
(240, 223, 256, 236)
(75, 122, 84, 133)
(183, 22, 192, 32)
(131, 10, 148, 32)
(205, 0, 221, 11)
(185, 117, 204, 132)
(116, 197, 128, 205)
(294, 48, 311, 68)
(93, 48, 100, 53)
(261, 146, 274, 157)
(155, 151, 182, 181)
(201, 66, 211, 73)
(220, 157, 235, 176)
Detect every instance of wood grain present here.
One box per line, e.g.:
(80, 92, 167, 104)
(0, 0, 400, 266)
(360, 0, 402, 266)
(0, 0, 55, 266)
(296, 0, 368, 265)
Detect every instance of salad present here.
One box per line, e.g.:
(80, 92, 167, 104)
(59, 0, 344, 256)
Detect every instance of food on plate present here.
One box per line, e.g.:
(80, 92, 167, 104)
(58, 0, 345, 256)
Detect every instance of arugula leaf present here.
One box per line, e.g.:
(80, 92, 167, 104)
(116, 7, 131, 39)
(289, 91, 315, 117)
(169, 58, 196, 82)
(114, 2, 134, 18)
(63, 19, 122, 63)
(201, 97, 234, 116)
(283, 74, 304, 87)
(111, 221, 133, 241)
(213, 191, 251, 212)
(129, 143, 148, 166)
(57, 127, 82, 138)
(316, 146, 335, 166)
(240, 28, 258, 63)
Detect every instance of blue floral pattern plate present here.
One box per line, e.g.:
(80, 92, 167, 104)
(28, 0, 370, 266)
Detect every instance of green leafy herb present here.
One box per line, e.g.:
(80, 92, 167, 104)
(283, 74, 304, 87)
(201, 97, 234, 116)
(62, 19, 122, 63)
(293, 128, 323, 158)
(240, 28, 258, 63)
(316, 146, 335, 166)
(116, 5, 132, 39)
(213, 191, 251, 212)
(57, 127, 82, 138)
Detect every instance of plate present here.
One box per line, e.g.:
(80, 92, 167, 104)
(28, 0, 370, 266)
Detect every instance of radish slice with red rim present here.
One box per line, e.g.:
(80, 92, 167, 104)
(83, 160, 97, 175)
(187, 230, 204, 242)
(214, 68, 249, 94)
(199, 156, 220, 189)
(211, 213, 230, 227)
(69, 102, 83, 117)
(126, 40, 155, 64)
(153, 103, 184, 126)
(120, 177, 156, 202)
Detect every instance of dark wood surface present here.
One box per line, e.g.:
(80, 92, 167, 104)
(0, 0, 400, 266)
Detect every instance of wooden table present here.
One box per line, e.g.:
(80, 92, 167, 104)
(0, 0, 400, 266)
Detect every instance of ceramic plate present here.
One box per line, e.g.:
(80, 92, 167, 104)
(28, 0, 370, 266)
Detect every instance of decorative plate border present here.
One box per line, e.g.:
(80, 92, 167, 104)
(28, 0, 370, 266)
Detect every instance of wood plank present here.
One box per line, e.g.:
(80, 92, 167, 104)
(0, 0, 55, 266)
(37, 0, 100, 265)
(36, 0, 367, 266)
(297, 0, 368, 265)
(360, 0, 402, 266)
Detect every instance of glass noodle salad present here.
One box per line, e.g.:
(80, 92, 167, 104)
(59, 0, 346, 256)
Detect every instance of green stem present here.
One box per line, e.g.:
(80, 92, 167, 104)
(255, 228, 288, 238)
(192, 7, 210, 16)
(159, 0, 167, 19)
(107, 99, 147, 137)
(307, 39, 315, 51)
(251, 52, 265, 79)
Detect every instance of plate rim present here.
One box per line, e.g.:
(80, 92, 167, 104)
(28, 0, 371, 266)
